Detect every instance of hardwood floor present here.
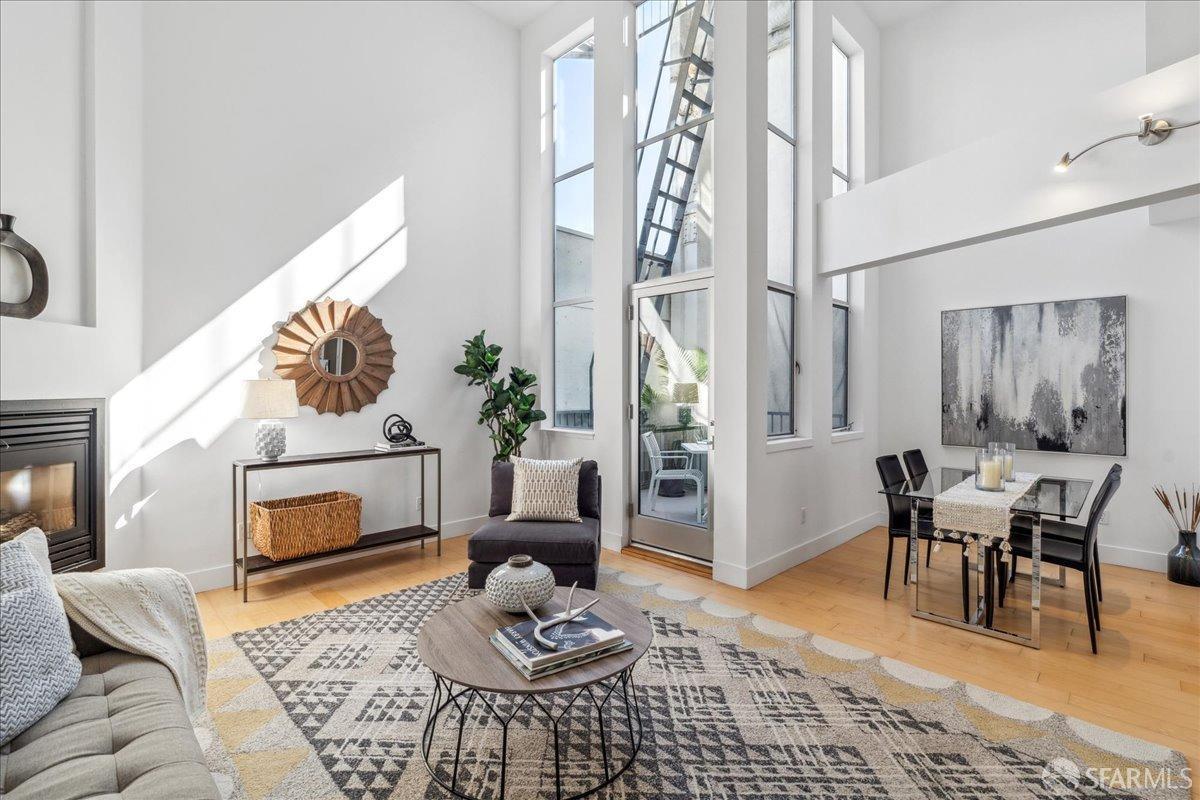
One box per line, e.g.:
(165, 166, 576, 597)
(197, 527, 1200, 773)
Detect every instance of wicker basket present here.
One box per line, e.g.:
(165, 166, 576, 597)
(250, 491, 361, 561)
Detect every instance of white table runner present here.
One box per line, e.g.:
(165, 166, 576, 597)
(931, 472, 1040, 560)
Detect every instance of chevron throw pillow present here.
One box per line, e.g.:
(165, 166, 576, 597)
(507, 457, 583, 523)
(0, 535, 82, 745)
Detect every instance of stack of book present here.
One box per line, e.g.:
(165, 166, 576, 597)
(374, 441, 419, 452)
(490, 610, 629, 681)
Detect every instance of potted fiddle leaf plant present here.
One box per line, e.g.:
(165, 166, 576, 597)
(453, 331, 547, 462)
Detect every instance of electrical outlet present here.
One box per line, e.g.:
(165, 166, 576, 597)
(800, 507, 807, 525)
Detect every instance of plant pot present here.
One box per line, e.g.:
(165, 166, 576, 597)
(1167, 530, 1200, 587)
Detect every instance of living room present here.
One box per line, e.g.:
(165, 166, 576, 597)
(1, 0, 1197, 798)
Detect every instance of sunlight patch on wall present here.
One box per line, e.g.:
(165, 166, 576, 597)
(109, 177, 408, 491)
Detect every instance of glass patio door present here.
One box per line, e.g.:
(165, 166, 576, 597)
(630, 279, 713, 561)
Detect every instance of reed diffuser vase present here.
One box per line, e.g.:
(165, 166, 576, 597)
(1167, 530, 1200, 587)
(1153, 485, 1200, 587)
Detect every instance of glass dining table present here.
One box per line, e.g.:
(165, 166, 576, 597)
(879, 467, 1094, 649)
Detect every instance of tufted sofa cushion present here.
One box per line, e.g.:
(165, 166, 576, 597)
(0, 650, 219, 800)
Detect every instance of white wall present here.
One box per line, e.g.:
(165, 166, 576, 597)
(0, 0, 92, 325)
(132, 0, 520, 589)
(877, 1, 1200, 570)
(1, 0, 521, 589)
(742, 0, 883, 586)
(0, 0, 146, 570)
(879, 0, 1146, 176)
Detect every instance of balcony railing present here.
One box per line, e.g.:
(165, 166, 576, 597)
(767, 411, 792, 437)
(554, 410, 593, 430)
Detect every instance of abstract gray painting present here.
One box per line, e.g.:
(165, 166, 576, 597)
(942, 296, 1126, 455)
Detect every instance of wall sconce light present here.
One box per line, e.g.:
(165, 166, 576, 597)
(1054, 113, 1198, 172)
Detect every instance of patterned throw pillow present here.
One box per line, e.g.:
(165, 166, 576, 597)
(507, 457, 583, 523)
(0, 535, 82, 745)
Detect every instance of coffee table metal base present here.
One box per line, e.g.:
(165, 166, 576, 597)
(421, 667, 644, 800)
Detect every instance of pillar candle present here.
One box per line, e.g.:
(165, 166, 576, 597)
(980, 458, 1002, 490)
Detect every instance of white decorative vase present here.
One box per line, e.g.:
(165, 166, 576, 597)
(485, 555, 555, 613)
(254, 420, 287, 461)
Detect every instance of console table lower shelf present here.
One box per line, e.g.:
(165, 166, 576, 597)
(232, 446, 441, 601)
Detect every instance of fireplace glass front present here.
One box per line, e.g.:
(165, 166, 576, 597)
(1, 462, 78, 538)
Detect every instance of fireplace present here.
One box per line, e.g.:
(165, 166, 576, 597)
(0, 399, 104, 572)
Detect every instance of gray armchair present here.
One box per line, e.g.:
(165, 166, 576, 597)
(467, 460, 601, 590)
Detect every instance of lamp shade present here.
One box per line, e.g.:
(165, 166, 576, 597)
(672, 382, 699, 404)
(242, 379, 299, 419)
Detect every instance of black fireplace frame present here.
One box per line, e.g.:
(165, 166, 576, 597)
(1, 398, 105, 572)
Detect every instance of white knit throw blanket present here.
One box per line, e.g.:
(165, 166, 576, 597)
(932, 471, 1040, 540)
(54, 568, 208, 718)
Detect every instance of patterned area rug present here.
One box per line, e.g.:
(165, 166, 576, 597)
(198, 568, 1188, 799)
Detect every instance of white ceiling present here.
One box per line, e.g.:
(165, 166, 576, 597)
(857, 0, 948, 29)
(470, 0, 948, 33)
(469, 0, 557, 29)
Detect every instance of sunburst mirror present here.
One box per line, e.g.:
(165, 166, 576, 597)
(271, 298, 396, 415)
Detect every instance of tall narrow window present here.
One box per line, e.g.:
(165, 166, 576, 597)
(832, 274, 849, 430)
(552, 37, 595, 430)
(766, 0, 795, 437)
(831, 42, 850, 196)
(635, 0, 715, 283)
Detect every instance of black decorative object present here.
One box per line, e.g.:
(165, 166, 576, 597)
(383, 414, 424, 447)
(1167, 530, 1200, 587)
(0, 214, 49, 319)
(0, 399, 105, 572)
(1153, 485, 1200, 587)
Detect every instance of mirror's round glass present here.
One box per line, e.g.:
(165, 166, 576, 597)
(315, 336, 359, 376)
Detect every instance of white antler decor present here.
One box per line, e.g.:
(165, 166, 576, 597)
(519, 582, 600, 651)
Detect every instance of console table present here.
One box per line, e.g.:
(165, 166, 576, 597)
(232, 446, 441, 602)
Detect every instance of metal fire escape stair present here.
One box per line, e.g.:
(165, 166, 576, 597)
(636, 0, 715, 285)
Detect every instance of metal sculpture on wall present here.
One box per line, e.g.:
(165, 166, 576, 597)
(0, 214, 49, 319)
(271, 298, 396, 415)
(941, 295, 1127, 456)
(382, 414, 424, 447)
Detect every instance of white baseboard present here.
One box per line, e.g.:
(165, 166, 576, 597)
(184, 515, 486, 593)
(600, 529, 625, 553)
(711, 559, 750, 589)
(715, 511, 885, 589)
(1097, 541, 1167, 573)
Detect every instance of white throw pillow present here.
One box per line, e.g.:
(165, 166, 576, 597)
(506, 457, 583, 523)
(14, 526, 53, 578)
(0, 532, 82, 745)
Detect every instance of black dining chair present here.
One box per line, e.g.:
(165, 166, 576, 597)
(1008, 463, 1119, 604)
(999, 464, 1121, 654)
(876, 454, 971, 621)
(901, 449, 935, 566)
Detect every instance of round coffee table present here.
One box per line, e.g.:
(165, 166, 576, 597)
(416, 587, 653, 799)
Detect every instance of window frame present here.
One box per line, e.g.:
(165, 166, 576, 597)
(766, 0, 797, 438)
(830, 34, 853, 433)
(831, 41, 850, 193)
(831, 291, 850, 432)
(551, 35, 596, 432)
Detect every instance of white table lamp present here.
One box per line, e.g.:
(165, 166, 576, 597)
(242, 379, 299, 460)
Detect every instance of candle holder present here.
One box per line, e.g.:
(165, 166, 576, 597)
(989, 441, 1015, 483)
(975, 448, 1004, 492)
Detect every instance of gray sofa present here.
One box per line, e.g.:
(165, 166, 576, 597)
(468, 460, 601, 590)
(0, 623, 219, 800)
